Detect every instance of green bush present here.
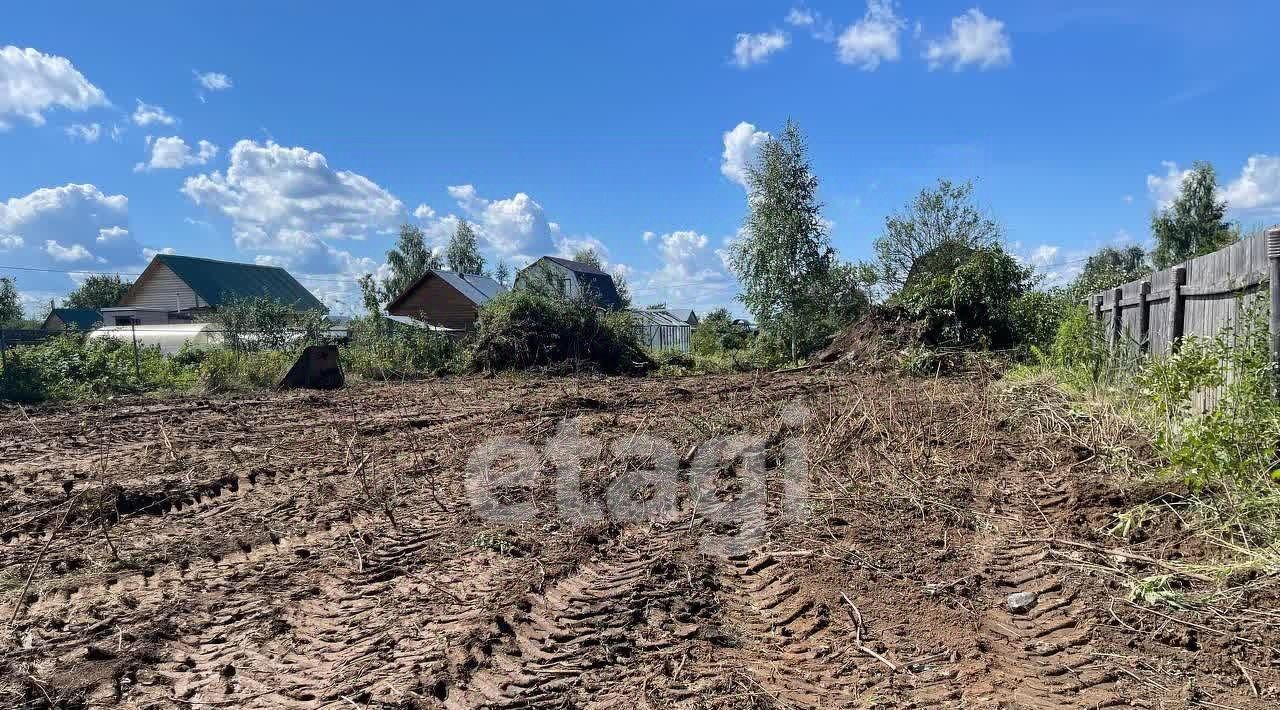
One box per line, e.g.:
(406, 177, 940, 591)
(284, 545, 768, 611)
(342, 317, 458, 380)
(690, 308, 754, 356)
(197, 349, 294, 392)
(1137, 301, 1279, 496)
(0, 335, 195, 402)
(468, 290, 649, 373)
(895, 244, 1035, 348)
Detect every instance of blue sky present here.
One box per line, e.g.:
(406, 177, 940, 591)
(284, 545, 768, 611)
(2, 1, 1279, 316)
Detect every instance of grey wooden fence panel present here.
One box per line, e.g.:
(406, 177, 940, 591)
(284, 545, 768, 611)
(1090, 231, 1270, 354)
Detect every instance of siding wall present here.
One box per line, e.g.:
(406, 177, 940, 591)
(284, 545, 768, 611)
(121, 263, 207, 311)
(387, 276, 480, 330)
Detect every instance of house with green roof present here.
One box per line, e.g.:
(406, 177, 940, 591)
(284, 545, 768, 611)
(100, 253, 326, 326)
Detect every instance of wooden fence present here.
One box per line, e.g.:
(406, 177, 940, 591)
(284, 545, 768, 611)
(1088, 227, 1280, 409)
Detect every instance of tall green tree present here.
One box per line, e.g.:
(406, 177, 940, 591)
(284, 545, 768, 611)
(446, 219, 485, 274)
(873, 179, 1002, 293)
(494, 260, 511, 286)
(1151, 161, 1235, 268)
(1071, 245, 1149, 297)
(65, 273, 132, 309)
(366, 224, 442, 306)
(727, 119, 833, 360)
(0, 277, 23, 325)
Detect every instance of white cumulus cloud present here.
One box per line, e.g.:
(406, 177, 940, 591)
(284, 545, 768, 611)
(131, 99, 177, 127)
(721, 122, 770, 191)
(638, 229, 737, 311)
(1220, 154, 1280, 212)
(836, 0, 905, 70)
(732, 31, 790, 68)
(0, 234, 23, 250)
(924, 9, 1012, 71)
(181, 139, 404, 251)
(0, 46, 107, 129)
(0, 183, 139, 290)
(412, 203, 436, 220)
(45, 239, 95, 262)
(135, 136, 218, 171)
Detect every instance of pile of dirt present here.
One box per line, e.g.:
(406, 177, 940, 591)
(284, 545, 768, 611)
(816, 304, 928, 367)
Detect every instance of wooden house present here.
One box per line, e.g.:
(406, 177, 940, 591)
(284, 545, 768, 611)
(386, 270, 507, 331)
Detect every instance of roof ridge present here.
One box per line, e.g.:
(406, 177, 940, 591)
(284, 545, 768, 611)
(159, 253, 287, 271)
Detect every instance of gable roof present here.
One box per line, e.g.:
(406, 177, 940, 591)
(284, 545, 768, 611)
(543, 255, 609, 276)
(386, 270, 508, 311)
(46, 308, 102, 330)
(132, 254, 325, 311)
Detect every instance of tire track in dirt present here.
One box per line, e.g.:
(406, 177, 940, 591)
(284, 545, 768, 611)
(159, 515, 516, 708)
(967, 466, 1129, 707)
(447, 525, 696, 709)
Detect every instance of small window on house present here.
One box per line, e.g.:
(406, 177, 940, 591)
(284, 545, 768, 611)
(115, 316, 139, 326)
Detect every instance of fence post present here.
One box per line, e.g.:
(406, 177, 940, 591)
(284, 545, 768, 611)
(1110, 287, 1123, 351)
(1137, 280, 1151, 355)
(1168, 266, 1187, 354)
(1268, 227, 1280, 396)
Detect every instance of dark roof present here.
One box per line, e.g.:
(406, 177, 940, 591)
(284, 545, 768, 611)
(543, 255, 609, 276)
(386, 270, 508, 310)
(47, 308, 102, 330)
(150, 254, 326, 311)
(530, 256, 624, 310)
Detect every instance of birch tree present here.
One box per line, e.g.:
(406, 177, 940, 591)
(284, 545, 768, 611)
(727, 119, 833, 360)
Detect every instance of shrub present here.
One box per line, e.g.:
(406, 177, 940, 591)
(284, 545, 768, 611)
(197, 349, 294, 393)
(205, 296, 331, 352)
(895, 244, 1034, 348)
(0, 335, 195, 402)
(690, 308, 754, 356)
(468, 290, 649, 373)
(1137, 301, 1279, 496)
(342, 317, 458, 380)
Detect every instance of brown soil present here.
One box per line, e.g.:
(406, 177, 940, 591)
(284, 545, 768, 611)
(1, 368, 1276, 708)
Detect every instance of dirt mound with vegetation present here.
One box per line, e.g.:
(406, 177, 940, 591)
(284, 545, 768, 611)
(816, 305, 928, 366)
(1, 369, 1275, 707)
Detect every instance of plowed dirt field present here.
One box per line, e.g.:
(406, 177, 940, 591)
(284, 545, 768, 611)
(2, 369, 1276, 708)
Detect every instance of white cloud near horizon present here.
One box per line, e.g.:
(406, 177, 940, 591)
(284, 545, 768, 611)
(836, 0, 905, 70)
(924, 9, 1012, 71)
(0, 46, 107, 129)
(732, 31, 790, 68)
